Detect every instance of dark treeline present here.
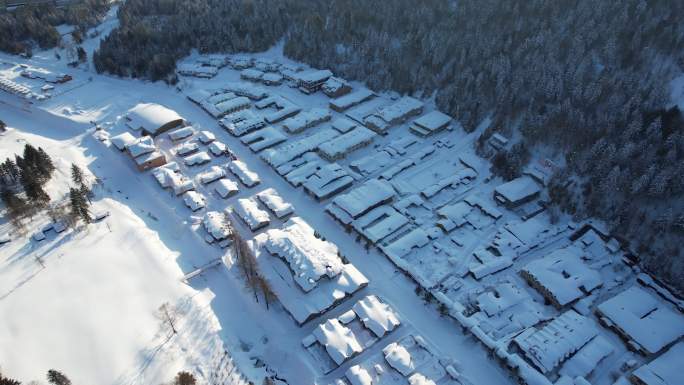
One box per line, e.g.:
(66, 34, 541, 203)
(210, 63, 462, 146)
(93, 0, 292, 81)
(94, 0, 684, 291)
(0, 0, 110, 55)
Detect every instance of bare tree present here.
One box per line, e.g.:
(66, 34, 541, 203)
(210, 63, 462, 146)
(155, 302, 180, 335)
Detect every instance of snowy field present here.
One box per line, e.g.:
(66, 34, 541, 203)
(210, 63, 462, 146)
(1, 11, 683, 385)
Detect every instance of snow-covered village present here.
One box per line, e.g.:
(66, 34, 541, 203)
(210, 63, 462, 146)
(1, 2, 684, 385)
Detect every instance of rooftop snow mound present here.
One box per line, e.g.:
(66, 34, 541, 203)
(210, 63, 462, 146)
(352, 295, 401, 338)
(262, 217, 344, 292)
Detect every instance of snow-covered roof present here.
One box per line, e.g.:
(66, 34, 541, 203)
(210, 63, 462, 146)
(632, 341, 684, 385)
(299, 69, 333, 84)
(203, 211, 231, 241)
(331, 117, 358, 133)
(494, 176, 541, 205)
(197, 165, 225, 184)
(381, 227, 429, 259)
(346, 365, 373, 385)
(302, 163, 354, 200)
(183, 191, 206, 211)
(240, 126, 287, 152)
(412, 110, 451, 131)
(184, 151, 211, 166)
(372, 96, 424, 125)
(126, 136, 156, 158)
(330, 89, 375, 111)
(176, 141, 199, 156)
(256, 188, 294, 219)
(232, 198, 270, 231)
(352, 295, 401, 338)
(318, 126, 376, 160)
(282, 108, 331, 133)
(383, 342, 414, 376)
(329, 179, 395, 222)
(110, 132, 137, 150)
(126, 103, 184, 135)
(407, 373, 437, 385)
(168, 125, 195, 141)
(521, 246, 602, 307)
(208, 141, 227, 156)
(214, 178, 239, 198)
(312, 318, 363, 365)
(597, 285, 684, 354)
(353, 205, 410, 243)
(513, 310, 598, 374)
(228, 160, 260, 187)
(261, 128, 339, 168)
(134, 150, 165, 167)
(197, 130, 215, 144)
(263, 217, 344, 292)
(240, 68, 264, 80)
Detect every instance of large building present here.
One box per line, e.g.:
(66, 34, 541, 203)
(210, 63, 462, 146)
(125, 103, 185, 136)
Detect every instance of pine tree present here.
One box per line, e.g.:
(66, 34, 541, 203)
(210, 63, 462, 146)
(37, 147, 55, 180)
(173, 371, 196, 385)
(71, 164, 91, 203)
(22, 170, 50, 207)
(71, 163, 84, 187)
(46, 369, 71, 385)
(69, 188, 91, 224)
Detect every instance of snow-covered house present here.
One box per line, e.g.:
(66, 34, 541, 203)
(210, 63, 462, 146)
(331, 117, 358, 133)
(177, 62, 218, 78)
(261, 72, 284, 86)
(256, 188, 294, 219)
(326, 179, 396, 225)
(409, 110, 452, 137)
(298, 69, 333, 94)
(125, 136, 167, 171)
(329, 88, 375, 112)
(520, 247, 602, 309)
(214, 178, 239, 198)
(631, 341, 683, 385)
(212, 96, 251, 118)
(197, 165, 225, 184)
(596, 285, 684, 355)
(255, 217, 369, 324)
(352, 295, 401, 338)
(183, 190, 206, 211)
(208, 141, 228, 157)
(167, 125, 195, 141)
(493, 176, 541, 209)
(281, 108, 332, 134)
(264, 105, 302, 124)
(363, 96, 424, 134)
(240, 68, 264, 82)
(228, 160, 261, 187)
(240, 126, 287, 152)
(197, 130, 216, 144)
(133, 150, 166, 172)
(512, 310, 599, 374)
(322, 76, 352, 98)
(302, 163, 354, 200)
(311, 319, 364, 366)
(203, 211, 231, 242)
(318, 126, 376, 161)
(110, 131, 137, 151)
(125, 103, 185, 136)
(232, 198, 270, 231)
(260, 128, 339, 169)
(175, 141, 199, 157)
(184, 151, 211, 167)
